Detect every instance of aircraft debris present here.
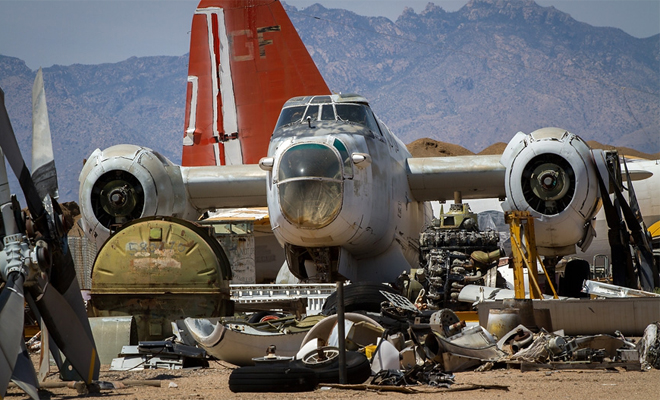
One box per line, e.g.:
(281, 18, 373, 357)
(1, 70, 99, 400)
(182, 314, 325, 366)
(110, 340, 208, 371)
(410, 202, 505, 309)
(582, 279, 660, 298)
(639, 322, 660, 370)
(88, 216, 234, 342)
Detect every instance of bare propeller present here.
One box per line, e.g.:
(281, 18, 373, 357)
(0, 73, 99, 399)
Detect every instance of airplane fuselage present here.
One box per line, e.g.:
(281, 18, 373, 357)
(261, 95, 430, 282)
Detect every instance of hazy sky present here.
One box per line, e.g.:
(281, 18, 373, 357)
(0, 0, 658, 70)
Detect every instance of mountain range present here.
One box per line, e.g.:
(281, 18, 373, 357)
(0, 0, 658, 202)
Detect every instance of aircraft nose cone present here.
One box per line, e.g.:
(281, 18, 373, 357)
(277, 143, 343, 228)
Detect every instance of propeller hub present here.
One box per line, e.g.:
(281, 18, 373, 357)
(109, 187, 128, 206)
(530, 162, 570, 201)
(539, 171, 558, 190)
(1, 234, 32, 281)
(521, 155, 576, 215)
(92, 170, 145, 228)
(99, 179, 139, 219)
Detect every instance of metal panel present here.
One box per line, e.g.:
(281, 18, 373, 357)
(477, 298, 660, 336)
(89, 316, 137, 365)
(182, 164, 268, 209)
(68, 235, 97, 290)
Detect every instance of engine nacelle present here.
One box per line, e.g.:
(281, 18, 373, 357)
(79, 145, 194, 249)
(501, 128, 603, 256)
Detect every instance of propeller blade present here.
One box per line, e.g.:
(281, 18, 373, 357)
(0, 87, 46, 226)
(594, 160, 636, 288)
(24, 291, 61, 382)
(11, 341, 39, 400)
(622, 158, 645, 227)
(31, 68, 59, 201)
(607, 160, 657, 291)
(0, 273, 26, 397)
(30, 277, 99, 384)
(2, 80, 99, 384)
(37, 319, 51, 382)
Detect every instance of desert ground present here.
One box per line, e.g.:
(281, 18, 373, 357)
(6, 355, 660, 400)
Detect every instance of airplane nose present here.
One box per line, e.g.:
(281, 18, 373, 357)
(277, 143, 343, 228)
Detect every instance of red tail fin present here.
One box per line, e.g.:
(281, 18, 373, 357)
(182, 0, 330, 166)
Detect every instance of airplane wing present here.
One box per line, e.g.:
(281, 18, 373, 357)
(78, 145, 268, 249)
(407, 155, 506, 201)
(406, 153, 653, 203)
(183, 164, 268, 210)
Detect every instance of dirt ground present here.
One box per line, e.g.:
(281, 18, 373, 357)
(7, 357, 660, 400)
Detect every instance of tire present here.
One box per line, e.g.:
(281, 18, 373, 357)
(228, 365, 318, 392)
(291, 349, 372, 384)
(322, 282, 399, 315)
(247, 311, 284, 324)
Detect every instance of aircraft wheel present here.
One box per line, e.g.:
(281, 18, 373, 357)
(291, 349, 371, 384)
(322, 282, 399, 315)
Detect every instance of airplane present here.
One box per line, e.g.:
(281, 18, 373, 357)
(77, 0, 658, 288)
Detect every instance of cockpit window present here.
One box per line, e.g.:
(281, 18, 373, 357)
(335, 104, 380, 134)
(310, 96, 332, 104)
(275, 106, 306, 129)
(321, 104, 335, 121)
(303, 105, 319, 121)
(274, 101, 381, 136)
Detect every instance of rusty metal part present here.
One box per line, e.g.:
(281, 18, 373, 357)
(89, 216, 233, 341)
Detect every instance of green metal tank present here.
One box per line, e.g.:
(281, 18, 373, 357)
(88, 216, 233, 341)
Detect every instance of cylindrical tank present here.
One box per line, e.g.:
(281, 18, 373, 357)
(486, 308, 521, 339)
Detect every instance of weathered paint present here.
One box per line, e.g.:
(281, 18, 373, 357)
(181, 0, 330, 167)
(89, 216, 233, 340)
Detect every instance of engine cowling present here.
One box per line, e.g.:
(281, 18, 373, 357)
(78, 145, 194, 249)
(501, 128, 603, 256)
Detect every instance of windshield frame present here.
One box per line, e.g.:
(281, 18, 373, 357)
(274, 101, 383, 136)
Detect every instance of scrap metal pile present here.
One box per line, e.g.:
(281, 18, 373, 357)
(166, 288, 657, 393)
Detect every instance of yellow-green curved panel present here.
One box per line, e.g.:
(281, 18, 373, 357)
(90, 216, 233, 341)
(91, 216, 232, 294)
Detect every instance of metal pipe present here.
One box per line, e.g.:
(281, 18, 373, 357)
(336, 281, 347, 384)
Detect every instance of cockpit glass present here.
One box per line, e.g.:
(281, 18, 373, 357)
(273, 100, 381, 137)
(277, 143, 342, 181)
(321, 104, 335, 120)
(279, 180, 342, 228)
(335, 104, 380, 133)
(310, 96, 331, 104)
(275, 106, 306, 129)
(303, 105, 319, 121)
